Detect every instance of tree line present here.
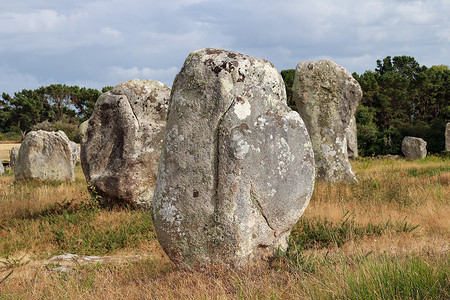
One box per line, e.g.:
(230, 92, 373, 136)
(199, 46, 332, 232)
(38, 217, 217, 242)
(1, 56, 449, 155)
(282, 56, 450, 155)
(0, 85, 113, 142)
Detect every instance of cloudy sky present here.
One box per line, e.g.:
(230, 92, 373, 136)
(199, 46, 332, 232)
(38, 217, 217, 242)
(1, 0, 449, 95)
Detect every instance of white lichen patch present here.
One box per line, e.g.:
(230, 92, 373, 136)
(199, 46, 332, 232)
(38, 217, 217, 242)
(233, 101, 251, 120)
(276, 137, 295, 176)
(335, 136, 347, 153)
(255, 117, 267, 130)
(250, 145, 260, 152)
(236, 139, 250, 159)
(173, 90, 188, 106)
(159, 200, 179, 224)
(232, 130, 250, 159)
(321, 143, 336, 157)
(269, 188, 276, 197)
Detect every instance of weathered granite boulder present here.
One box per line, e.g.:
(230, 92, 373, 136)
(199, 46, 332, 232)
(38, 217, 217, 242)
(15, 130, 74, 181)
(446, 123, 450, 151)
(402, 136, 427, 159)
(152, 48, 315, 268)
(347, 116, 358, 159)
(69, 141, 80, 166)
(293, 59, 361, 182)
(78, 121, 89, 145)
(81, 79, 170, 208)
(9, 146, 20, 170)
(0, 159, 4, 174)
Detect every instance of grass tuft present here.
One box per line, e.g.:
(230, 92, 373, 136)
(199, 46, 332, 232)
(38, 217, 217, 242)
(344, 254, 449, 299)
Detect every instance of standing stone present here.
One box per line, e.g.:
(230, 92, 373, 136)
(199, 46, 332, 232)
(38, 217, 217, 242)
(15, 130, 74, 181)
(9, 146, 20, 170)
(78, 121, 89, 145)
(402, 136, 427, 159)
(446, 123, 450, 151)
(347, 116, 358, 159)
(293, 59, 361, 182)
(152, 48, 315, 268)
(0, 159, 4, 175)
(81, 79, 170, 209)
(69, 141, 80, 166)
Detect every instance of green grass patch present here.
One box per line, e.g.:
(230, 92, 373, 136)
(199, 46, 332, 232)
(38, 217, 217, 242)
(344, 254, 449, 299)
(405, 166, 450, 177)
(351, 176, 416, 206)
(289, 214, 418, 251)
(0, 207, 155, 257)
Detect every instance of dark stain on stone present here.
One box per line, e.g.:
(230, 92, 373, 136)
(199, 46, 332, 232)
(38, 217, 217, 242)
(265, 110, 283, 127)
(237, 69, 245, 82)
(193, 190, 199, 198)
(213, 66, 223, 74)
(205, 48, 225, 55)
(232, 123, 250, 136)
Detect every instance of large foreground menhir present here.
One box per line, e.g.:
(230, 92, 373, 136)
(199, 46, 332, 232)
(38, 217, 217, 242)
(152, 48, 315, 268)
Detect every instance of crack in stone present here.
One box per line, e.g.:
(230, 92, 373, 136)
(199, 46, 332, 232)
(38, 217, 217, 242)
(210, 98, 237, 248)
(250, 183, 275, 234)
(126, 97, 140, 130)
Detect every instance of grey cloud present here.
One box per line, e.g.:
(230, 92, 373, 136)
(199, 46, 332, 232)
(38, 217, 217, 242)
(0, 0, 449, 96)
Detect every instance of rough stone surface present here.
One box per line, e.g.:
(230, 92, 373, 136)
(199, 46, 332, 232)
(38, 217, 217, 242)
(81, 79, 170, 208)
(152, 48, 315, 268)
(69, 141, 80, 166)
(347, 116, 358, 159)
(446, 123, 450, 151)
(402, 136, 427, 159)
(15, 130, 74, 181)
(293, 59, 361, 182)
(78, 121, 89, 145)
(9, 146, 20, 170)
(0, 159, 4, 174)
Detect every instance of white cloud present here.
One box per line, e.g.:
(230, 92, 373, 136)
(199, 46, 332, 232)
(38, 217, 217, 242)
(108, 66, 179, 86)
(101, 27, 122, 38)
(0, 66, 43, 96)
(0, 9, 84, 34)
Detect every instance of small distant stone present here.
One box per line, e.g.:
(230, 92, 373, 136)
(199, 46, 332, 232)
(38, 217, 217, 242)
(47, 253, 104, 263)
(47, 253, 80, 261)
(377, 154, 400, 160)
(15, 130, 75, 181)
(78, 121, 89, 145)
(402, 136, 427, 159)
(9, 146, 20, 170)
(347, 116, 358, 159)
(0, 159, 4, 175)
(69, 141, 80, 166)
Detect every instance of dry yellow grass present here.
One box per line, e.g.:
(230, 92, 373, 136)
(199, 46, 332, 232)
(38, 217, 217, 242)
(0, 143, 20, 161)
(0, 158, 448, 299)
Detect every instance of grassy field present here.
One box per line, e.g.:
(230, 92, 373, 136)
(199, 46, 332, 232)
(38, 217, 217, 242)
(0, 157, 449, 299)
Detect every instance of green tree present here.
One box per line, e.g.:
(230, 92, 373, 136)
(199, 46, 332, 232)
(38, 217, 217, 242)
(356, 56, 450, 154)
(102, 86, 114, 93)
(69, 86, 101, 121)
(1, 89, 51, 139)
(280, 69, 295, 109)
(38, 84, 75, 122)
